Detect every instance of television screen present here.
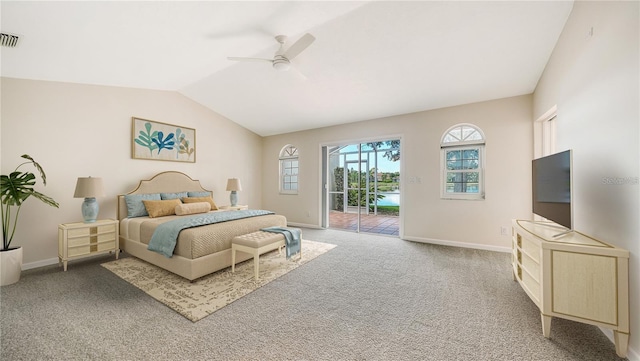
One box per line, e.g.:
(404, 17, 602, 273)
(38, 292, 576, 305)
(532, 150, 572, 229)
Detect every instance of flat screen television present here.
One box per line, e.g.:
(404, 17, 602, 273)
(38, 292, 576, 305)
(532, 150, 572, 230)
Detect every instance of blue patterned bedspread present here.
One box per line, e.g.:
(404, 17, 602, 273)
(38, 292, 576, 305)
(147, 210, 274, 258)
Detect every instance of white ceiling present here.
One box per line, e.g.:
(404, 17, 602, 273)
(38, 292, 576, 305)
(1, 1, 574, 136)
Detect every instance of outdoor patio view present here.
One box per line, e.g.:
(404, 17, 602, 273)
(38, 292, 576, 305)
(327, 140, 400, 236)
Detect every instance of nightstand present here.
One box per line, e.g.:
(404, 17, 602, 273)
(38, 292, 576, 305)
(219, 205, 249, 211)
(58, 219, 119, 271)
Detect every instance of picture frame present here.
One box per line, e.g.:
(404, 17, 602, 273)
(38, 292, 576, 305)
(132, 117, 196, 163)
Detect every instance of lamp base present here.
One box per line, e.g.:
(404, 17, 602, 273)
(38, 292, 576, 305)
(230, 191, 238, 207)
(81, 197, 99, 223)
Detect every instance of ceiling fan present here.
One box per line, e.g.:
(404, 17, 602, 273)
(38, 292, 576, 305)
(227, 33, 315, 72)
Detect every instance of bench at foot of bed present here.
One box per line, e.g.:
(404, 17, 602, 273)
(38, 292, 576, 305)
(231, 231, 301, 280)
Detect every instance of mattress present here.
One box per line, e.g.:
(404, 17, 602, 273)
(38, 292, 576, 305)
(120, 212, 287, 259)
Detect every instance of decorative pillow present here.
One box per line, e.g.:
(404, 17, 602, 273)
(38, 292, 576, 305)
(175, 202, 211, 216)
(182, 196, 218, 210)
(142, 199, 182, 218)
(187, 191, 212, 198)
(160, 192, 188, 200)
(124, 193, 161, 218)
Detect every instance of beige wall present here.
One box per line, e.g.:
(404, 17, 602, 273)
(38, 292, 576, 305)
(533, 0, 639, 356)
(262, 95, 533, 251)
(1, 77, 263, 267)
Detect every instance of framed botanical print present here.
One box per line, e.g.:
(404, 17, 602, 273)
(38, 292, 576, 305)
(132, 117, 196, 163)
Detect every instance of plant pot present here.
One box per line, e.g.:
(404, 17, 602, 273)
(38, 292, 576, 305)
(0, 247, 23, 286)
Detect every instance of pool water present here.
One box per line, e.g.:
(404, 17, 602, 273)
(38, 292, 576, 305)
(376, 192, 400, 206)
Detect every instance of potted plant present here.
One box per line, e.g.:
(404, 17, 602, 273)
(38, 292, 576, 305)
(1, 154, 59, 286)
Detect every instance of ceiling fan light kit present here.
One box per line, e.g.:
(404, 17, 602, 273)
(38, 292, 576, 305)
(272, 55, 291, 71)
(228, 33, 315, 72)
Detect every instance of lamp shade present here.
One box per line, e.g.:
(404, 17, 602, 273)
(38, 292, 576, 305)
(226, 178, 242, 192)
(73, 177, 105, 198)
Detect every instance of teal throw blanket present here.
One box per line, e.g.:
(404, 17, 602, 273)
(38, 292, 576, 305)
(261, 226, 301, 259)
(148, 210, 274, 258)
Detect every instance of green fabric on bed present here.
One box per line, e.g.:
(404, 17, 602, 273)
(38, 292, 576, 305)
(261, 227, 301, 259)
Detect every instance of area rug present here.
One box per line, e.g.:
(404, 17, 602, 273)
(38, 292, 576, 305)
(101, 240, 336, 322)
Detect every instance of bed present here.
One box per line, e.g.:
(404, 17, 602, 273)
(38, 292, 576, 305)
(117, 171, 287, 281)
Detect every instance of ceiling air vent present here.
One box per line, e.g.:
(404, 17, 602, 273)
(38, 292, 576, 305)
(1, 33, 20, 47)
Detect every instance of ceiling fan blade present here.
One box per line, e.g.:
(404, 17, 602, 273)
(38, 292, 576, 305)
(227, 57, 273, 63)
(289, 64, 308, 81)
(283, 33, 315, 60)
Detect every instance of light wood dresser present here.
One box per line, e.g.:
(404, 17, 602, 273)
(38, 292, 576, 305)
(58, 219, 119, 271)
(219, 205, 249, 211)
(511, 219, 629, 358)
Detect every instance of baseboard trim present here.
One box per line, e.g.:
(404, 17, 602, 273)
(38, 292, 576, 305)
(403, 235, 511, 253)
(22, 257, 59, 271)
(287, 222, 322, 229)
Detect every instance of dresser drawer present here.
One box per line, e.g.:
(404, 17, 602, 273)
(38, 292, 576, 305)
(58, 219, 119, 271)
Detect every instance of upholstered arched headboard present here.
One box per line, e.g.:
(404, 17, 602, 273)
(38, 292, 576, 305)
(117, 171, 211, 221)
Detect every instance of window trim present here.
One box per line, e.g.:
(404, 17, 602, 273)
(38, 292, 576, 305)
(279, 145, 299, 195)
(440, 124, 485, 200)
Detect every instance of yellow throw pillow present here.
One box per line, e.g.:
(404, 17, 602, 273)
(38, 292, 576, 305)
(175, 202, 211, 216)
(142, 199, 182, 218)
(182, 196, 218, 210)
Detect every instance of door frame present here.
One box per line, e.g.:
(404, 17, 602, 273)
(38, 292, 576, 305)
(320, 134, 404, 237)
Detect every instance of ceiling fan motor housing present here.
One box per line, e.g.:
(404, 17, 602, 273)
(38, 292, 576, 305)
(272, 55, 291, 71)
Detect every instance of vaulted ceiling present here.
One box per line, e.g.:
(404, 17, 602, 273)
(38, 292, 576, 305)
(1, 1, 574, 136)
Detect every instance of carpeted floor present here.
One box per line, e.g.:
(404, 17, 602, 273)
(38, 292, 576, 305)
(0, 228, 627, 360)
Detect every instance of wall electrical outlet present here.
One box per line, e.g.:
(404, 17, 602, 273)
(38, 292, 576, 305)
(500, 226, 509, 236)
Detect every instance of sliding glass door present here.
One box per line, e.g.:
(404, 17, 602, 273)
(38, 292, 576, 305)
(323, 140, 400, 235)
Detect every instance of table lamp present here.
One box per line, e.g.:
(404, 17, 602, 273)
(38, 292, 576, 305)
(74, 177, 105, 223)
(226, 178, 242, 207)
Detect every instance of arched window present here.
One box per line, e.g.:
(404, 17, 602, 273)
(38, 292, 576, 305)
(440, 124, 485, 200)
(279, 145, 299, 194)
